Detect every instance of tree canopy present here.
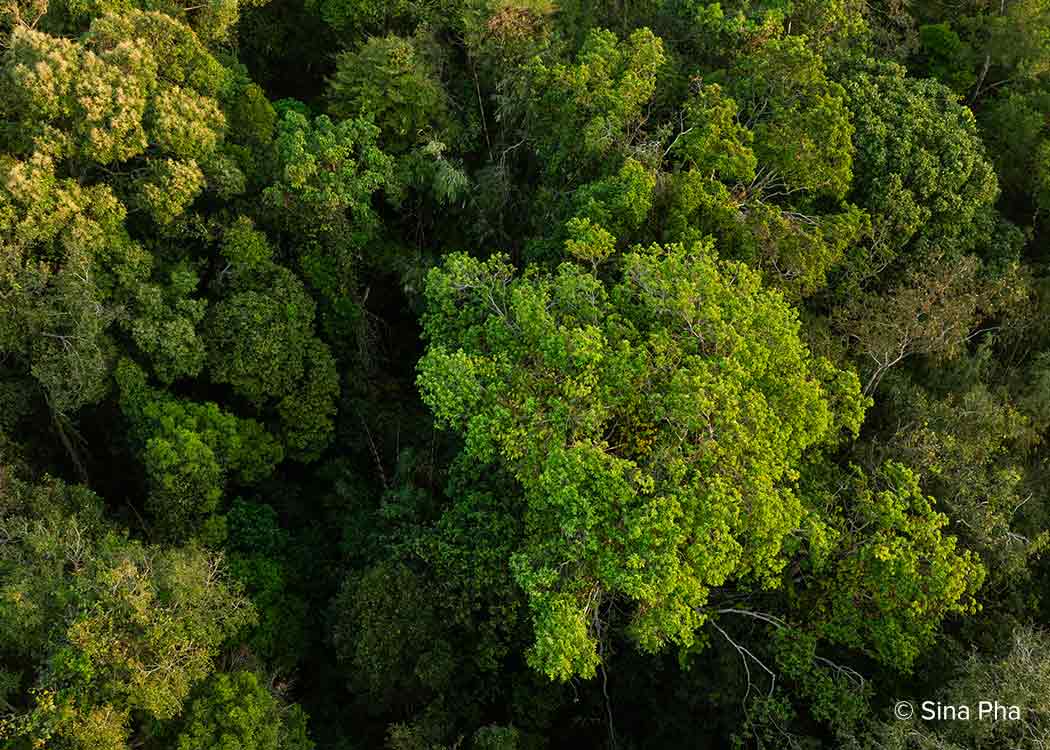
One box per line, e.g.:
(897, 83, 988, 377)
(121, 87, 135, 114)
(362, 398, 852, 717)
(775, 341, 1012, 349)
(2, 0, 1050, 747)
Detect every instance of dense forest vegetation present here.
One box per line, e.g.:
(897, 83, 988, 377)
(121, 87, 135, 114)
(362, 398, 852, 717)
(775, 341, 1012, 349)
(2, 0, 1050, 747)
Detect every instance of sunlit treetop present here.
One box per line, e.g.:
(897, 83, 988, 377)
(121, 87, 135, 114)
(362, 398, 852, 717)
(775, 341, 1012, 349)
(418, 238, 868, 679)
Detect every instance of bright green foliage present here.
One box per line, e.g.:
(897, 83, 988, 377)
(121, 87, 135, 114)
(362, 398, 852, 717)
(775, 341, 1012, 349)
(418, 242, 866, 680)
(0, 472, 253, 746)
(738, 201, 870, 299)
(669, 83, 756, 183)
(304, 0, 412, 36)
(176, 670, 314, 750)
(0, 472, 110, 656)
(265, 110, 395, 234)
(660, 0, 791, 65)
(0, 12, 231, 415)
(152, 86, 226, 161)
(84, 10, 230, 94)
(843, 65, 999, 275)
(222, 215, 274, 272)
(663, 74, 865, 299)
(728, 35, 854, 201)
(3, 0, 1050, 746)
(813, 462, 984, 670)
(563, 217, 616, 268)
(134, 157, 207, 225)
(527, 155, 658, 262)
(263, 110, 396, 333)
(663, 170, 869, 301)
(117, 359, 284, 537)
(0, 153, 132, 265)
(570, 158, 656, 240)
(515, 26, 664, 262)
(327, 34, 449, 152)
(526, 27, 664, 179)
(786, 0, 870, 63)
(0, 152, 143, 414)
(33, 0, 270, 44)
(1, 27, 149, 163)
(878, 368, 1048, 581)
(2, 16, 228, 168)
(672, 34, 860, 297)
(59, 544, 252, 717)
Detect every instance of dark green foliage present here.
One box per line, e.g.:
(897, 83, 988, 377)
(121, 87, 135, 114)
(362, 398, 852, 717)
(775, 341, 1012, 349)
(3, 1, 1050, 749)
(327, 34, 449, 152)
(918, 23, 975, 92)
(206, 265, 319, 403)
(225, 498, 310, 669)
(980, 88, 1050, 222)
(842, 64, 999, 278)
(125, 266, 208, 384)
(116, 358, 284, 538)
